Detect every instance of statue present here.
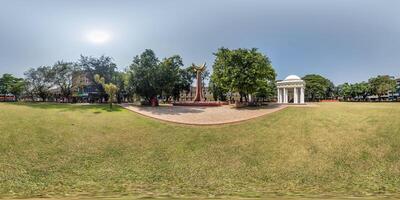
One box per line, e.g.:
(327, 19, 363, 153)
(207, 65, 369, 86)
(192, 63, 206, 102)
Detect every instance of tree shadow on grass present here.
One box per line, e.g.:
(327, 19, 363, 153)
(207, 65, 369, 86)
(8, 102, 124, 113)
(122, 104, 206, 116)
(234, 103, 281, 110)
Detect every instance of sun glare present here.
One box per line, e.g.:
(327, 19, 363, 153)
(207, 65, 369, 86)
(86, 31, 110, 44)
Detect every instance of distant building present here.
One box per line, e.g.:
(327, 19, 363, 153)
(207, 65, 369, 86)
(0, 94, 15, 102)
(367, 76, 399, 101)
(71, 71, 101, 103)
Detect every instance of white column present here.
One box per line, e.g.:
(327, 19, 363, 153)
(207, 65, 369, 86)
(284, 88, 288, 103)
(294, 87, 298, 104)
(277, 88, 281, 103)
(300, 87, 305, 104)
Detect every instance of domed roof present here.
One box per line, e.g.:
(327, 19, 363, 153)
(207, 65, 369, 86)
(284, 75, 301, 81)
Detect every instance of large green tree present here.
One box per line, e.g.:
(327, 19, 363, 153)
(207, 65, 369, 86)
(302, 74, 334, 101)
(128, 50, 189, 104)
(368, 75, 397, 101)
(24, 66, 55, 101)
(209, 79, 227, 101)
(52, 61, 76, 102)
(78, 55, 117, 101)
(211, 47, 276, 102)
(351, 82, 370, 101)
(0, 74, 25, 101)
(158, 55, 183, 101)
(172, 66, 193, 101)
(337, 83, 352, 101)
(78, 55, 117, 83)
(128, 49, 161, 104)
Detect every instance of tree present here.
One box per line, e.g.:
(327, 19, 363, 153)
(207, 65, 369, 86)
(337, 83, 352, 101)
(158, 55, 183, 101)
(368, 75, 397, 101)
(211, 47, 276, 102)
(209, 79, 227, 101)
(94, 74, 118, 110)
(128, 49, 161, 104)
(302, 74, 334, 101)
(78, 55, 117, 101)
(24, 66, 54, 101)
(0, 74, 25, 101)
(351, 82, 370, 101)
(172, 66, 193, 101)
(113, 71, 128, 104)
(52, 61, 76, 102)
(255, 81, 276, 102)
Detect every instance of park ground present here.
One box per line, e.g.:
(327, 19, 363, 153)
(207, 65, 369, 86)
(0, 102, 400, 199)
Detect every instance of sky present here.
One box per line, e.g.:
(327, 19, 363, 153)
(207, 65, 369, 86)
(0, 0, 399, 84)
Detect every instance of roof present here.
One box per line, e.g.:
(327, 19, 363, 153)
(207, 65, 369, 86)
(276, 74, 305, 87)
(284, 75, 301, 81)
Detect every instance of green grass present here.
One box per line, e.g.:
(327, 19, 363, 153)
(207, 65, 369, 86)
(0, 102, 400, 199)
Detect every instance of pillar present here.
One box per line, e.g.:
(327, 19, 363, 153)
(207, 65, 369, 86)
(277, 88, 281, 103)
(294, 87, 298, 104)
(284, 88, 288, 103)
(300, 87, 305, 104)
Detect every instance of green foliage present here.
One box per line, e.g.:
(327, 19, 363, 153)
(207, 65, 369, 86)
(159, 55, 183, 100)
(255, 81, 276, 101)
(209, 79, 227, 101)
(337, 83, 352, 100)
(0, 74, 25, 100)
(351, 82, 370, 100)
(172, 66, 193, 101)
(211, 47, 276, 102)
(128, 49, 161, 102)
(94, 74, 119, 110)
(302, 74, 334, 101)
(128, 49, 190, 103)
(79, 55, 117, 83)
(52, 61, 76, 101)
(368, 75, 397, 100)
(78, 55, 118, 100)
(24, 66, 55, 101)
(113, 71, 129, 103)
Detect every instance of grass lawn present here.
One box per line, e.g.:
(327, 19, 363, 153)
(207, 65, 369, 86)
(0, 102, 400, 199)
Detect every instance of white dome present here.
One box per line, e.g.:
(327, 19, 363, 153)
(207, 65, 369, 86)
(284, 75, 301, 81)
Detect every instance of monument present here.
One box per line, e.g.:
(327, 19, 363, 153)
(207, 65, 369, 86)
(173, 63, 223, 106)
(192, 63, 206, 102)
(276, 75, 305, 104)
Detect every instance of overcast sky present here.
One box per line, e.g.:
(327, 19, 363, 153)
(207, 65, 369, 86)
(0, 0, 399, 84)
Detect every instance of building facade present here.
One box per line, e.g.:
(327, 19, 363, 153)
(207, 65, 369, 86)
(71, 72, 101, 103)
(276, 75, 305, 104)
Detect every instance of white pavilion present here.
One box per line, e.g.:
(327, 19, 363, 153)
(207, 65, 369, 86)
(277, 75, 305, 104)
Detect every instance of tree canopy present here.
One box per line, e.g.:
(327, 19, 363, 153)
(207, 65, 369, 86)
(302, 74, 334, 101)
(52, 61, 76, 102)
(127, 49, 193, 104)
(0, 73, 25, 100)
(24, 66, 55, 101)
(368, 75, 397, 100)
(211, 47, 276, 102)
(128, 49, 161, 103)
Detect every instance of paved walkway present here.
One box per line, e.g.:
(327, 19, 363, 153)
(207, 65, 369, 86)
(121, 103, 290, 125)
